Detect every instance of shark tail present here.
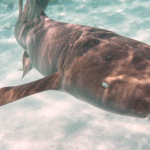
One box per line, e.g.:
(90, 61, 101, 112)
(0, 72, 61, 106)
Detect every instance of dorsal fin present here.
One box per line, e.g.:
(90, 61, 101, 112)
(22, 51, 32, 79)
(19, 0, 23, 15)
(21, 0, 48, 22)
(38, 0, 50, 11)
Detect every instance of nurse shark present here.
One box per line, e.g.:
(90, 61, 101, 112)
(0, 0, 150, 119)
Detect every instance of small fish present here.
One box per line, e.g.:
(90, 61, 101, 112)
(7, 2, 14, 9)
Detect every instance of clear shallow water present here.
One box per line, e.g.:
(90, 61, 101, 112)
(0, 0, 150, 150)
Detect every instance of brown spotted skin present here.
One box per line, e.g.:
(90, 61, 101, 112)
(61, 33, 150, 118)
(0, 0, 150, 118)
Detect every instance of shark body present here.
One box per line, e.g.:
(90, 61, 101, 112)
(0, 0, 150, 119)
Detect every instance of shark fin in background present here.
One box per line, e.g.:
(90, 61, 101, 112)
(21, 51, 33, 79)
(0, 71, 61, 106)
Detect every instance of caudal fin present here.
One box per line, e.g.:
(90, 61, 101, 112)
(0, 72, 61, 106)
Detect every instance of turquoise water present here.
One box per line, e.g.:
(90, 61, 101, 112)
(0, 0, 150, 149)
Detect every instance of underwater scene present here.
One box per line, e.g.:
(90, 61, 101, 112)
(0, 0, 150, 149)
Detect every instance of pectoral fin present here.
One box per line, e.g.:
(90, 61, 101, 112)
(0, 71, 61, 106)
(22, 51, 32, 79)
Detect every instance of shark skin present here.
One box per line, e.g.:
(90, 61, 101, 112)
(0, 0, 150, 119)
